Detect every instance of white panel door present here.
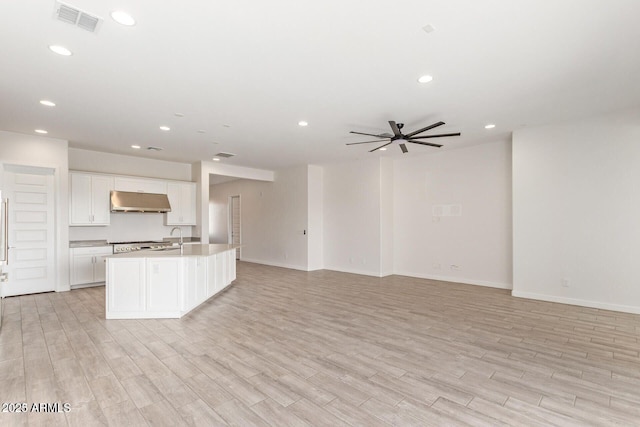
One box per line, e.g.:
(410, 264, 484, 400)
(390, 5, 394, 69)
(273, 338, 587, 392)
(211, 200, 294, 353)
(3, 167, 55, 296)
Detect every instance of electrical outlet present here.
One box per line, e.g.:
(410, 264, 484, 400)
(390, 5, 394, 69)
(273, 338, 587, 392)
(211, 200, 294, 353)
(349, 257, 353, 264)
(450, 264, 460, 271)
(562, 278, 570, 288)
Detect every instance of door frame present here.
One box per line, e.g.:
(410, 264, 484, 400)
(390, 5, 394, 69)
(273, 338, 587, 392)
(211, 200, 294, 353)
(2, 163, 59, 296)
(228, 195, 241, 260)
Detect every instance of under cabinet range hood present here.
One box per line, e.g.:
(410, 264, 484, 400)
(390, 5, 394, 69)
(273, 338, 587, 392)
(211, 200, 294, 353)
(110, 190, 171, 213)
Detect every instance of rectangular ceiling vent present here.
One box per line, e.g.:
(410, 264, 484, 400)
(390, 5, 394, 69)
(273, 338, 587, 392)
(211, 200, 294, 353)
(54, 1, 102, 33)
(147, 146, 164, 151)
(215, 152, 236, 158)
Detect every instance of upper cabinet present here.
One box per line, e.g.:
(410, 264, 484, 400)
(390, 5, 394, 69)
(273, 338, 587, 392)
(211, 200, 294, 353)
(166, 182, 196, 225)
(114, 177, 167, 194)
(70, 172, 113, 226)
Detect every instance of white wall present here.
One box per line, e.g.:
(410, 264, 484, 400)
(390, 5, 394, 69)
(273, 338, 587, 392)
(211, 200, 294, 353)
(307, 165, 323, 271)
(69, 148, 192, 181)
(393, 141, 512, 288)
(380, 158, 394, 276)
(513, 109, 640, 313)
(209, 165, 309, 270)
(195, 161, 274, 243)
(0, 131, 70, 292)
(322, 158, 383, 276)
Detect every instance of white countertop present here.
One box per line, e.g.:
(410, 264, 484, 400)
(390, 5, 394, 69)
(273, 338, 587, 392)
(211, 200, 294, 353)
(106, 243, 239, 258)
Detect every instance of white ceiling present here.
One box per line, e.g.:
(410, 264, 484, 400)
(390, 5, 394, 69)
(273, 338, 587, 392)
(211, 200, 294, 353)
(1, 0, 639, 170)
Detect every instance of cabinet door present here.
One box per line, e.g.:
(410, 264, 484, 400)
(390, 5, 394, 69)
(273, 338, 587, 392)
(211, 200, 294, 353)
(71, 252, 95, 285)
(108, 259, 145, 314)
(93, 248, 112, 282)
(147, 258, 180, 312)
(166, 182, 196, 225)
(180, 183, 196, 225)
(70, 173, 92, 225)
(91, 176, 113, 225)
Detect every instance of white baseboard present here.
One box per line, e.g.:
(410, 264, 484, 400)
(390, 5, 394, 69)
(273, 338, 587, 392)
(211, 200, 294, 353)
(394, 270, 512, 290)
(322, 265, 385, 277)
(511, 290, 640, 315)
(240, 258, 309, 272)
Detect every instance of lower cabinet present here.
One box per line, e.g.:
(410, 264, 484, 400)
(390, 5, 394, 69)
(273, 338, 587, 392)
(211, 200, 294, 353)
(147, 258, 181, 312)
(106, 248, 236, 319)
(70, 246, 112, 287)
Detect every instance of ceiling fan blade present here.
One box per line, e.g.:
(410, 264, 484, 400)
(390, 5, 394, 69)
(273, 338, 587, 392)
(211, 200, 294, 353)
(405, 121, 445, 138)
(369, 141, 393, 152)
(399, 143, 408, 153)
(346, 139, 388, 145)
(388, 121, 402, 137)
(349, 131, 392, 138)
(407, 140, 442, 148)
(409, 132, 461, 139)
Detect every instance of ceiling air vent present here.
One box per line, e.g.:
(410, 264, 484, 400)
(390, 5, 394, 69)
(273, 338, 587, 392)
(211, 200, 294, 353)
(214, 152, 235, 158)
(54, 1, 102, 33)
(147, 146, 164, 151)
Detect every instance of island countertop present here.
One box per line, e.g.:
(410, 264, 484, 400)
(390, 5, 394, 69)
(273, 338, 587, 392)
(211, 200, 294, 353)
(106, 243, 239, 258)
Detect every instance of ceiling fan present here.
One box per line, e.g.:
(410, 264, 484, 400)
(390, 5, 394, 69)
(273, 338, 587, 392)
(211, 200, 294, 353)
(347, 120, 461, 153)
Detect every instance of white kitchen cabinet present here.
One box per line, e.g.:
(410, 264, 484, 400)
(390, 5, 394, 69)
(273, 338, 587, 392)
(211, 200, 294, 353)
(147, 258, 181, 312)
(69, 173, 113, 226)
(107, 258, 146, 314)
(165, 182, 196, 225)
(114, 176, 167, 194)
(106, 245, 237, 319)
(184, 257, 206, 312)
(70, 246, 112, 286)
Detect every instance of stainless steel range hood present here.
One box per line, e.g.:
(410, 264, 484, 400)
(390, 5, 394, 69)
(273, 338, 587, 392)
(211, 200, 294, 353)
(110, 190, 171, 213)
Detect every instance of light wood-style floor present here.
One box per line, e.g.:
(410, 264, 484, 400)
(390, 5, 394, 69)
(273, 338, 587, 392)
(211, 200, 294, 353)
(1, 262, 640, 426)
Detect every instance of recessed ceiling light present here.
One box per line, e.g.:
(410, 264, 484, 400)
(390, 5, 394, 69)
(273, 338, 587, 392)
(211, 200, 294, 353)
(49, 45, 72, 56)
(212, 157, 220, 161)
(418, 75, 433, 84)
(422, 24, 436, 33)
(197, 130, 206, 133)
(35, 129, 48, 134)
(111, 10, 136, 26)
(298, 121, 308, 127)
(131, 145, 141, 149)
(159, 126, 170, 131)
(485, 124, 496, 129)
(379, 147, 387, 151)
(174, 113, 184, 117)
(40, 100, 56, 107)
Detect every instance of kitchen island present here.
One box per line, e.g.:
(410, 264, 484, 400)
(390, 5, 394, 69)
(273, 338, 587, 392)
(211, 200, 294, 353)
(105, 244, 238, 319)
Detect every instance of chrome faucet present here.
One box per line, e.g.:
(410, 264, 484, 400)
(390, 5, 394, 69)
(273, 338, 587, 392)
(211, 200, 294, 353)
(170, 226, 183, 253)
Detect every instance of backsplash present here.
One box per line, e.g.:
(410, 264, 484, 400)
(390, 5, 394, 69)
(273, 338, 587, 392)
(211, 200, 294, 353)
(69, 212, 193, 243)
